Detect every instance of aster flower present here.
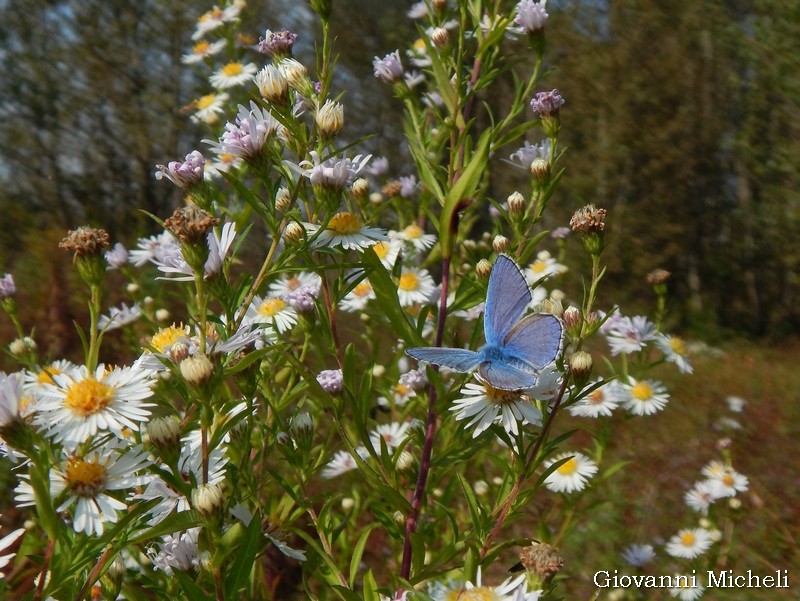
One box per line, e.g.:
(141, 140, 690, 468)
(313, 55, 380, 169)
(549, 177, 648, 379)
(620, 377, 669, 415)
(428, 567, 526, 601)
(190, 92, 230, 125)
(407, 39, 432, 68)
(150, 528, 201, 575)
(49, 446, 153, 536)
(366, 156, 389, 177)
(603, 314, 658, 355)
(514, 0, 548, 34)
(509, 139, 551, 170)
(369, 421, 411, 452)
(208, 102, 284, 161)
(397, 223, 436, 252)
(373, 50, 404, 84)
(397, 267, 437, 306)
(128, 231, 179, 267)
(684, 480, 724, 515)
(209, 61, 257, 89)
(206, 152, 243, 178)
(530, 89, 565, 117)
(155, 150, 205, 189)
(321, 447, 368, 479)
(339, 273, 375, 313)
(621, 543, 656, 567)
(370, 239, 402, 269)
(701, 461, 749, 497)
(269, 271, 322, 297)
(304, 212, 387, 252)
(656, 334, 693, 374)
(104, 242, 128, 269)
(290, 151, 372, 189)
(525, 250, 567, 283)
(192, 5, 241, 40)
(33, 363, 156, 448)
(451, 380, 542, 438)
(568, 380, 622, 418)
(255, 65, 289, 104)
(377, 379, 417, 407)
(725, 395, 746, 413)
(665, 528, 713, 559)
(182, 38, 226, 64)
(316, 369, 343, 394)
(97, 302, 142, 331)
(0, 371, 26, 428)
(258, 28, 298, 57)
(0, 273, 15, 300)
(544, 451, 598, 493)
(407, 1, 428, 19)
(149, 222, 236, 281)
(246, 294, 298, 334)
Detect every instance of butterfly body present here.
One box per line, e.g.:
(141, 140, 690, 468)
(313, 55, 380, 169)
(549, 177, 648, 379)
(406, 254, 563, 391)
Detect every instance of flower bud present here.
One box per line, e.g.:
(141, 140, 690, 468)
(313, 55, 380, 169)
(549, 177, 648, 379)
(562, 306, 580, 329)
(147, 415, 181, 452)
(396, 450, 415, 472)
(180, 353, 214, 385)
(431, 27, 449, 48)
(473, 480, 489, 496)
(372, 364, 386, 378)
(283, 222, 305, 244)
(530, 157, 551, 186)
(315, 100, 344, 138)
(155, 308, 170, 322)
(507, 191, 526, 215)
(393, 510, 405, 527)
(192, 482, 225, 518)
(476, 259, 493, 280)
(492, 235, 509, 254)
(290, 411, 314, 434)
(351, 178, 369, 199)
(341, 497, 355, 511)
(569, 351, 593, 383)
(275, 187, 293, 213)
(255, 64, 289, 104)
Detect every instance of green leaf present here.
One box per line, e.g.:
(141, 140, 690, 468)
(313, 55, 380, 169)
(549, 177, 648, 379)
(457, 474, 483, 538)
(174, 570, 213, 601)
(129, 510, 199, 545)
(349, 524, 378, 587)
(224, 514, 264, 595)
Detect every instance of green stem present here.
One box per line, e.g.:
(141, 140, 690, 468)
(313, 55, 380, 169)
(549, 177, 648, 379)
(87, 284, 102, 371)
(194, 273, 208, 355)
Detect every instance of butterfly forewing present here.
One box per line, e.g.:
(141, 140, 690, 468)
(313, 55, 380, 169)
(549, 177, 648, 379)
(484, 254, 532, 347)
(501, 313, 564, 370)
(405, 347, 482, 372)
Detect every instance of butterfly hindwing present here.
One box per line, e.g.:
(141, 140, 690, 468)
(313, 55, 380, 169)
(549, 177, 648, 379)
(502, 313, 564, 371)
(405, 347, 482, 372)
(478, 360, 539, 391)
(484, 254, 532, 347)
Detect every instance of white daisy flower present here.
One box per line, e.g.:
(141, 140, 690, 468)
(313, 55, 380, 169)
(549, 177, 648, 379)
(50, 446, 153, 536)
(0, 371, 26, 428)
(656, 334, 693, 374)
(568, 380, 622, 418)
(190, 92, 230, 125)
(451, 381, 542, 438)
(665, 528, 713, 559)
(377, 379, 417, 407)
(305, 212, 387, 252)
(428, 567, 525, 601)
(621, 543, 655, 567)
(524, 250, 567, 283)
(289, 152, 372, 189)
(182, 39, 226, 64)
(321, 447, 368, 479)
(269, 271, 322, 297)
(701, 461, 749, 497)
(369, 421, 411, 451)
(397, 267, 437, 306)
(34, 364, 156, 448)
(129, 230, 180, 266)
(543, 451, 598, 493)
(339, 276, 375, 313)
(397, 223, 436, 252)
(192, 5, 241, 40)
(603, 314, 658, 355)
(23, 360, 78, 396)
(370, 239, 402, 269)
(247, 294, 298, 334)
(620, 377, 669, 415)
(206, 152, 243, 178)
(98, 302, 142, 331)
(684, 480, 724, 515)
(526, 363, 564, 402)
(725, 395, 746, 413)
(669, 576, 705, 600)
(209, 61, 258, 89)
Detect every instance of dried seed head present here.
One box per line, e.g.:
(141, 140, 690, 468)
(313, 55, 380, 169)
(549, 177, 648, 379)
(164, 205, 219, 243)
(569, 204, 607, 234)
(59, 227, 110, 258)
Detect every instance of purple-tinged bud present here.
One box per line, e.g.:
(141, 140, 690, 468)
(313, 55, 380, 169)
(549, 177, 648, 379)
(0, 274, 16, 300)
(373, 50, 405, 84)
(316, 368, 343, 394)
(531, 89, 565, 138)
(155, 151, 206, 189)
(258, 29, 298, 58)
(550, 226, 571, 240)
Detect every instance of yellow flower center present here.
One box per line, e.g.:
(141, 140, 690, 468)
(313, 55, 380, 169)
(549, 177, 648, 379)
(65, 457, 107, 497)
(327, 212, 361, 235)
(37, 364, 64, 385)
(680, 532, 696, 546)
(199, 7, 223, 23)
(403, 224, 423, 239)
(630, 381, 653, 401)
(192, 40, 210, 55)
(258, 298, 287, 318)
(18, 395, 35, 414)
(354, 282, 372, 297)
(530, 260, 547, 273)
(444, 587, 500, 601)
(218, 153, 237, 165)
(64, 378, 114, 417)
(588, 389, 605, 405)
(557, 457, 578, 475)
(196, 93, 218, 110)
(669, 336, 687, 355)
(394, 383, 411, 396)
(721, 473, 734, 486)
(221, 62, 244, 77)
(149, 324, 188, 353)
(372, 241, 390, 259)
(484, 382, 522, 403)
(399, 273, 420, 291)
(413, 38, 427, 53)
(286, 277, 302, 291)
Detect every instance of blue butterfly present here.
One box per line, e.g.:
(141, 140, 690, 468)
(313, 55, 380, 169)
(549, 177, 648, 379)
(406, 254, 564, 390)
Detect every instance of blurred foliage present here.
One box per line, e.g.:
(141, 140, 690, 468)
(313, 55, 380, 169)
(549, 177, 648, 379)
(1, 0, 798, 348)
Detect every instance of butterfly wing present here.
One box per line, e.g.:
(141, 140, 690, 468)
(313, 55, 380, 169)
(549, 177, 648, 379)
(479, 360, 539, 391)
(405, 347, 482, 372)
(501, 313, 564, 371)
(484, 254, 532, 346)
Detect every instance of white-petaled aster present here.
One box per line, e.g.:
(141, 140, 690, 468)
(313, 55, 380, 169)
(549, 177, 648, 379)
(209, 61, 258, 89)
(269, 271, 322, 297)
(321, 447, 368, 479)
(451, 381, 542, 438)
(49, 446, 153, 536)
(396, 267, 437, 307)
(370, 239, 402, 269)
(620, 376, 669, 415)
(543, 451, 598, 494)
(0, 515, 25, 574)
(655, 333, 693, 374)
(397, 223, 436, 252)
(304, 212, 387, 252)
(665, 528, 713, 559)
(33, 363, 156, 448)
(182, 39, 226, 64)
(524, 250, 567, 284)
(247, 294, 298, 334)
(568, 380, 622, 418)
